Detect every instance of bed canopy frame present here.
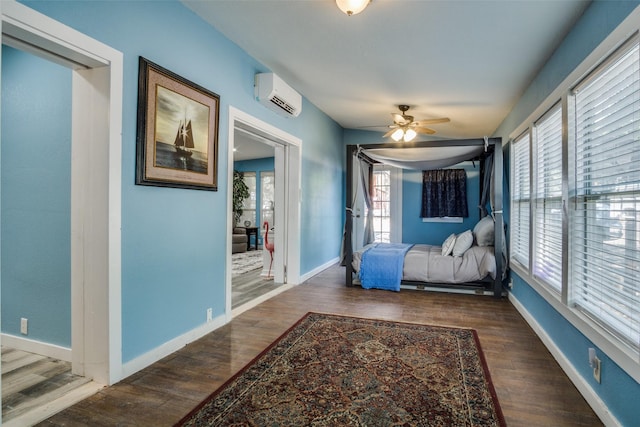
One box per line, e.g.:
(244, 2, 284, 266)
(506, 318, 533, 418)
(344, 137, 505, 298)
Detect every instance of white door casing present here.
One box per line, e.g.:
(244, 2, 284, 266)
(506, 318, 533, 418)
(1, 0, 123, 385)
(226, 106, 301, 318)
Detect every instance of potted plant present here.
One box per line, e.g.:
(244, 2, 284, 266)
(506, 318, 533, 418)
(233, 170, 250, 226)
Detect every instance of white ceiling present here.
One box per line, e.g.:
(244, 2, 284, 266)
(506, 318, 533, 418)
(185, 0, 590, 142)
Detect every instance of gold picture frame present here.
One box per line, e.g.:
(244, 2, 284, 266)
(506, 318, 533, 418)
(136, 57, 219, 191)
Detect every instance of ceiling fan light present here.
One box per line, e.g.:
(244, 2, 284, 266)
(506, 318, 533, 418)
(403, 129, 417, 142)
(391, 128, 404, 141)
(336, 0, 370, 16)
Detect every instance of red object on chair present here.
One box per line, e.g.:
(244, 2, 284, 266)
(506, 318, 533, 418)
(263, 221, 274, 278)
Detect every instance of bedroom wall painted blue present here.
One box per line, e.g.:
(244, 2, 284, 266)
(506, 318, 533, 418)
(1, 47, 72, 346)
(19, 0, 344, 363)
(342, 129, 484, 245)
(494, 1, 640, 425)
(233, 157, 275, 246)
(401, 162, 480, 245)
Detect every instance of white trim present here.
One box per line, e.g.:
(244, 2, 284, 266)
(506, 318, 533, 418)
(298, 257, 340, 283)
(1, 0, 123, 385)
(121, 314, 226, 379)
(422, 217, 463, 223)
(226, 107, 302, 319)
(1, 334, 72, 362)
(231, 283, 295, 318)
(509, 294, 621, 427)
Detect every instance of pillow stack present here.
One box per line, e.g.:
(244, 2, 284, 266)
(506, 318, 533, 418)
(473, 215, 495, 246)
(440, 216, 495, 257)
(452, 230, 474, 256)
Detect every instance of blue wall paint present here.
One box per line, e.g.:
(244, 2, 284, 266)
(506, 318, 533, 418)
(495, 2, 640, 425)
(1, 47, 72, 346)
(20, 0, 344, 363)
(342, 129, 483, 245)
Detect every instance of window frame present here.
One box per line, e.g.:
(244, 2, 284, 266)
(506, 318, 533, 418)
(510, 131, 532, 273)
(531, 103, 564, 294)
(508, 18, 640, 383)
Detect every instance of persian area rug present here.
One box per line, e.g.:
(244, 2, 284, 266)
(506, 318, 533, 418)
(176, 312, 505, 426)
(231, 250, 263, 277)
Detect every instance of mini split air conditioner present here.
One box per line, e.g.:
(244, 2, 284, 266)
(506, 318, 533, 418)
(254, 73, 302, 118)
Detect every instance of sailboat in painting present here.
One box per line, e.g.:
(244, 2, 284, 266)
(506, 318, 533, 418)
(174, 118, 195, 157)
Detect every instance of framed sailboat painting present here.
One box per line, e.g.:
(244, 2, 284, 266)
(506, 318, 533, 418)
(136, 57, 220, 190)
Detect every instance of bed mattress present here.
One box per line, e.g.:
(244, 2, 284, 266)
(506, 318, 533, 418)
(352, 244, 496, 284)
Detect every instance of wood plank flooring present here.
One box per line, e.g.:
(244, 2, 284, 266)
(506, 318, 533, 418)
(38, 264, 603, 426)
(232, 267, 280, 309)
(1, 348, 92, 425)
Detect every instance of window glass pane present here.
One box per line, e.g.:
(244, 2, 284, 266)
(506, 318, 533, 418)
(261, 171, 275, 227)
(570, 38, 640, 352)
(511, 132, 531, 270)
(372, 168, 391, 243)
(533, 106, 563, 292)
(239, 172, 256, 226)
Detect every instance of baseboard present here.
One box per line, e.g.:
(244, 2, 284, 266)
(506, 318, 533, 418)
(121, 314, 226, 379)
(1, 334, 72, 362)
(508, 294, 621, 427)
(299, 257, 340, 283)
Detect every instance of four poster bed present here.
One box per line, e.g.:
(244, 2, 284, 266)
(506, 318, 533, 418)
(344, 138, 506, 298)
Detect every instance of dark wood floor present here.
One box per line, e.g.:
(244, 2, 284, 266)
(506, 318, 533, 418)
(38, 264, 603, 426)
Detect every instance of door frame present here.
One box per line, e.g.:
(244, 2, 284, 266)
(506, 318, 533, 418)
(1, 0, 123, 385)
(226, 107, 301, 317)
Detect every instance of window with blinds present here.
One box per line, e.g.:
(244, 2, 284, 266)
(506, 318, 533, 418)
(511, 132, 531, 270)
(533, 106, 563, 292)
(570, 36, 640, 352)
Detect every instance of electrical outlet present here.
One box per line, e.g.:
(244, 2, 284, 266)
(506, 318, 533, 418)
(20, 318, 28, 335)
(593, 356, 601, 383)
(207, 308, 213, 322)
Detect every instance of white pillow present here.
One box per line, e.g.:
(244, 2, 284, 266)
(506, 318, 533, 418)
(441, 233, 457, 256)
(452, 230, 474, 257)
(473, 215, 495, 247)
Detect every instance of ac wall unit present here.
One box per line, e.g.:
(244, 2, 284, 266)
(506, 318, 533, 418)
(254, 73, 302, 118)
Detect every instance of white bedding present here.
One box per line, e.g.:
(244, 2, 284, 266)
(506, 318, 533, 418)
(352, 244, 496, 284)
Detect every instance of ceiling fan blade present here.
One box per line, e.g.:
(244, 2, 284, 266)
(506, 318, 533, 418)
(391, 113, 411, 126)
(383, 128, 397, 138)
(415, 117, 450, 126)
(415, 127, 437, 135)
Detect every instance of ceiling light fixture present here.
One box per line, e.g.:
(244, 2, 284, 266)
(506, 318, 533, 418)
(336, 0, 370, 16)
(390, 128, 404, 142)
(390, 127, 417, 142)
(403, 128, 417, 142)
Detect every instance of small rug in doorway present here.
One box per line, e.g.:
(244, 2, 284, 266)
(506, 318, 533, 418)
(176, 312, 505, 426)
(231, 250, 263, 277)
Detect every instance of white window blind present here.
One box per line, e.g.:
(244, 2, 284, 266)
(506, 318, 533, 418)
(570, 36, 640, 352)
(533, 106, 563, 292)
(511, 132, 531, 270)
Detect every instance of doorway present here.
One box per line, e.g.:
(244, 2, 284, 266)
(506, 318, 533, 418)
(226, 107, 301, 317)
(0, 4, 123, 423)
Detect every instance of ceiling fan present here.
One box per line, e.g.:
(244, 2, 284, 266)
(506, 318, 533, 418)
(383, 105, 450, 142)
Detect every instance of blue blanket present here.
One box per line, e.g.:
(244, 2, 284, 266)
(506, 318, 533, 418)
(360, 243, 414, 291)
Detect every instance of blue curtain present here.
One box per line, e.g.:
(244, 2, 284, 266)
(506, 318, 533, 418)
(421, 169, 468, 218)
